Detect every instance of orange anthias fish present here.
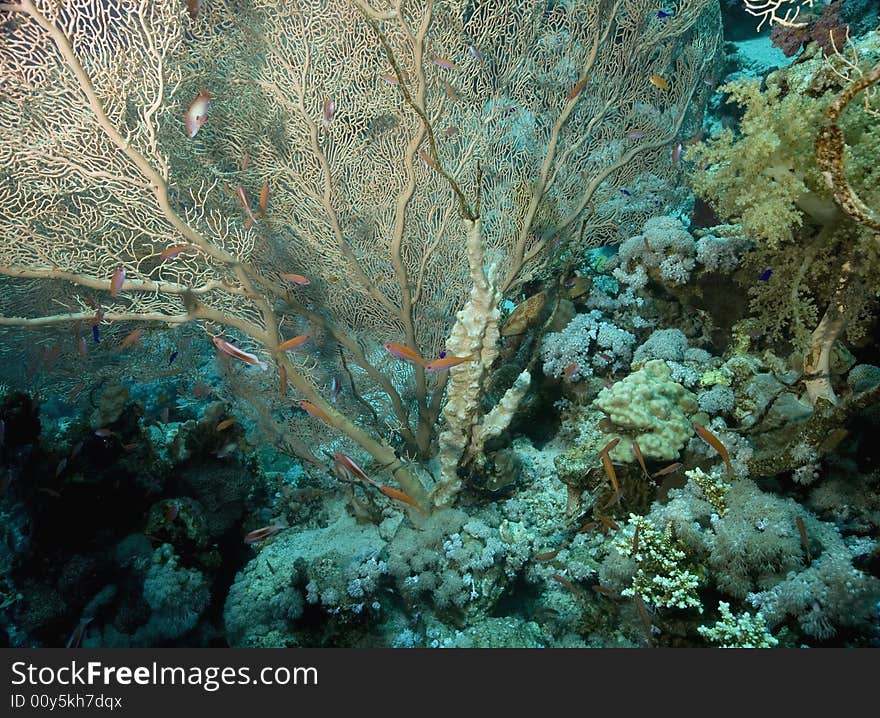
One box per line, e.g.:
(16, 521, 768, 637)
(110, 266, 125, 297)
(235, 184, 259, 228)
(425, 354, 472, 371)
(533, 546, 564, 562)
(693, 423, 733, 476)
(632, 439, 650, 479)
(649, 74, 669, 91)
(212, 336, 268, 370)
(380, 72, 400, 86)
(184, 88, 211, 138)
(651, 462, 682, 479)
(277, 334, 310, 352)
(258, 182, 269, 217)
(244, 523, 287, 545)
(384, 342, 427, 366)
(378, 484, 424, 512)
(550, 574, 582, 597)
(567, 76, 588, 101)
(796, 515, 812, 567)
(442, 80, 460, 101)
(432, 57, 461, 71)
(419, 149, 440, 172)
(600, 451, 620, 505)
(299, 400, 333, 425)
(279, 273, 310, 286)
(671, 141, 683, 167)
(118, 328, 144, 351)
(333, 451, 378, 487)
(159, 245, 189, 261)
(215, 418, 236, 432)
(599, 437, 620, 456)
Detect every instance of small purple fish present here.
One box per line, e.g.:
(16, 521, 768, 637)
(759, 268, 773, 281)
(329, 375, 341, 404)
(626, 131, 645, 140)
(168, 350, 178, 365)
(92, 325, 100, 343)
(439, 350, 447, 359)
(620, 188, 632, 197)
(657, 10, 673, 18)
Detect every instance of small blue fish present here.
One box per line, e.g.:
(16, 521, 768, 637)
(92, 325, 100, 343)
(620, 188, 632, 197)
(439, 350, 447, 359)
(657, 10, 673, 18)
(759, 268, 773, 281)
(168, 350, 178, 365)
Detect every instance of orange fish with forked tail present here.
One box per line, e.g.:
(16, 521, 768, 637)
(258, 182, 269, 217)
(212, 336, 267, 370)
(280, 273, 310, 286)
(244, 523, 287, 544)
(384, 342, 427, 366)
(277, 334, 310, 352)
(333, 451, 378, 486)
(159, 245, 189, 261)
(378, 485, 424, 512)
(298, 400, 333, 425)
(425, 354, 472, 371)
(693, 423, 733, 476)
(118, 328, 144, 351)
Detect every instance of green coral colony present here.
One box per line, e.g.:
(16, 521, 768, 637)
(0, 0, 878, 649)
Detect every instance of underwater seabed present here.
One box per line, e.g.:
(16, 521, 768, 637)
(2, 214, 879, 648)
(1, 2, 879, 648)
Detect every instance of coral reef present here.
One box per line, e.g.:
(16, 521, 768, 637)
(0, 1, 877, 651)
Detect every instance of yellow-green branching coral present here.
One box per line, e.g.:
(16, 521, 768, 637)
(697, 601, 778, 648)
(613, 514, 704, 612)
(689, 77, 837, 247)
(689, 39, 880, 380)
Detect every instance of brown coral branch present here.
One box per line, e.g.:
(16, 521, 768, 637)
(500, 0, 624, 293)
(803, 65, 880, 405)
(362, 13, 477, 223)
(815, 64, 880, 232)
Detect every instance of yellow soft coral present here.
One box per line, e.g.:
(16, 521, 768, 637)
(689, 77, 837, 247)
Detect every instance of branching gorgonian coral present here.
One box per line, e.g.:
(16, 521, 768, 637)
(0, 0, 721, 508)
